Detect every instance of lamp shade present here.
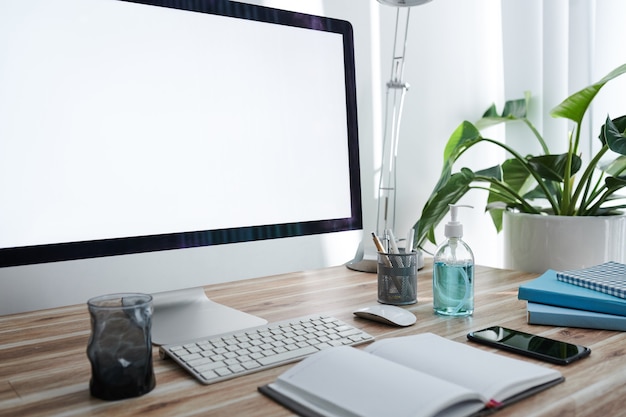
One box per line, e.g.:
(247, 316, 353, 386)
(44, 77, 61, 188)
(377, 0, 432, 6)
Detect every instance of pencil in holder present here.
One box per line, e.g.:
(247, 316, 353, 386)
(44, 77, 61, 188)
(377, 251, 418, 305)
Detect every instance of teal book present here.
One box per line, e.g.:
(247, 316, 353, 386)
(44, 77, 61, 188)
(518, 270, 626, 317)
(527, 302, 626, 331)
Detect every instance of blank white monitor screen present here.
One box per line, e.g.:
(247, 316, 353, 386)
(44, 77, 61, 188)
(0, 0, 362, 267)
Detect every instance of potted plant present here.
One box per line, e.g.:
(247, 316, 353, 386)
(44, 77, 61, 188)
(414, 63, 626, 272)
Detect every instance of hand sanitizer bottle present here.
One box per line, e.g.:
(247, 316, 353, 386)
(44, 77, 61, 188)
(433, 204, 474, 316)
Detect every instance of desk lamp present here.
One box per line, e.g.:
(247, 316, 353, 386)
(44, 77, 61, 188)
(347, 0, 432, 272)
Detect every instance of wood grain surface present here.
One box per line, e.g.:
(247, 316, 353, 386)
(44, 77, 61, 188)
(2, 260, 625, 416)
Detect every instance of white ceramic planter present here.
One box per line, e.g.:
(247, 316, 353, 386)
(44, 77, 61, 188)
(503, 211, 626, 273)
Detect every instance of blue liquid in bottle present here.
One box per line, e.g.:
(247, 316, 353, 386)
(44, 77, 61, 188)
(433, 260, 474, 316)
(432, 205, 475, 317)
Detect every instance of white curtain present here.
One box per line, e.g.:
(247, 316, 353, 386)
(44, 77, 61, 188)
(501, 0, 626, 161)
(495, 0, 626, 267)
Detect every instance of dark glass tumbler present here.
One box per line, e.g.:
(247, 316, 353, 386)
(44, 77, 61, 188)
(87, 293, 156, 401)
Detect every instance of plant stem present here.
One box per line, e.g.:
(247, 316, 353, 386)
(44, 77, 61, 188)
(562, 131, 575, 214)
(523, 118, 550, 155)
(471, 182, 540, 214)
(584, 188, 613, 215)
(571, 145, 610, 215)
(578, 170, 605, 215)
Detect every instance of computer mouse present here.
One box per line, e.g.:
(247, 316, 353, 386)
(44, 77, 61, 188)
(353, 305, 416, 327)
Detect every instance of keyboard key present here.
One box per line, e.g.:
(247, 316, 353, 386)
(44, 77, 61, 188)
(195, 361, 226, 373)
(257, 345, 319, 366)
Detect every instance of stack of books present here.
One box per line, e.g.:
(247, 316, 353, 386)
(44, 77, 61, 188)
(518, 261, 626, 331)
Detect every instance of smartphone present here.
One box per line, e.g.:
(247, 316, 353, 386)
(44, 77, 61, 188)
(467, 326, 591, 365)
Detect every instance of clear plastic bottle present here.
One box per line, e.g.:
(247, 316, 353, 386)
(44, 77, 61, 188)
(433, 205, 474, 316)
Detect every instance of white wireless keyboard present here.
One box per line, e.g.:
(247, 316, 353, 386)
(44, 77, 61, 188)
(159, 314, 374, 384)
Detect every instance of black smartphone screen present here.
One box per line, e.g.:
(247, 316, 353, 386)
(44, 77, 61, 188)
(467, 326, 591, 365)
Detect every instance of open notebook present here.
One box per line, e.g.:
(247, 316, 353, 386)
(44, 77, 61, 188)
(259, 333, 564, 417)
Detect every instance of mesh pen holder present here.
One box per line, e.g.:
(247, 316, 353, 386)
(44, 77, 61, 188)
(377, 252, 418, 305)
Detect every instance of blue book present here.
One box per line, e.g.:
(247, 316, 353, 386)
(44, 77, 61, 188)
(518, 269, 626, 317)
(527, 302, 626, 331)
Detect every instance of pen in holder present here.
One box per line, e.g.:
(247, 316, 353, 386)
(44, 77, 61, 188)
(377, 251, 417, 305)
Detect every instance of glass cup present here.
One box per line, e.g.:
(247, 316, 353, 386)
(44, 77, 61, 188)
(377, 252, 418, 305)
(87, 293, 156, 401)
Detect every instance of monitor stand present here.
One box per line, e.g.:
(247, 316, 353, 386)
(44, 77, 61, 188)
(345, 240, 377, 273)
(151, 287, 267, 345)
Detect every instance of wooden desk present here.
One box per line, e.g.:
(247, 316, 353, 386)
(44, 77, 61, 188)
(2, 262, 626, 416)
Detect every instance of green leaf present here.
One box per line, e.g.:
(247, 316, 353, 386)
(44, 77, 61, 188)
(414, 168, 475, 246)
(486, 159, 527, 208)
(475, 165, 502, 181)
(551, 64, 626, 124)
(487, 209, 504, 233)
(605, 175, 626, 190)
(598, 176, 626, 214)
(524, 181, 561, 203)
(583, 174, 626, 215)
(527, 154, 582, 182)
(602, 115, 626, 155)
(475, 95, 529, 130)
(481, 103, 498, 118)
(502, 96, 529, 118)
(502, 158, 532, 192)
(484, 159, 532, 230)
(442, 121, 482, 164)
(601, 155, 626, 177)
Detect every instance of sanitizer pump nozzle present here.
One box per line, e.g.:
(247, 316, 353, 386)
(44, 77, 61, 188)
(445, 204, 471, 239)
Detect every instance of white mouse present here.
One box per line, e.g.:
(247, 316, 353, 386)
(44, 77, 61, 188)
(353, 305, 416, 327)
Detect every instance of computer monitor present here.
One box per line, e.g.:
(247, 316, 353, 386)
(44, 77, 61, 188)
(0, 0, 363, 314)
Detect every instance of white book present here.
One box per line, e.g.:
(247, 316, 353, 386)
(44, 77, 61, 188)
(259, 333, 563, 417)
